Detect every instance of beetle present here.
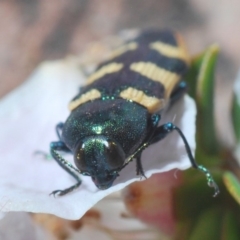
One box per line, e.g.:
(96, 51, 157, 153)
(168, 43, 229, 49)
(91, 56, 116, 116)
(50, 29, 219, 197)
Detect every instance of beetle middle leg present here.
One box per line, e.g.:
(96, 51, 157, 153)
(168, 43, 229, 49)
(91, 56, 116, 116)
(50, 141, 82, 196)
(136, 155, 147, 179)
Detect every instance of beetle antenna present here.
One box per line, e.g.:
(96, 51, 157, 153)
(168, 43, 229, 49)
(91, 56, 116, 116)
(172, 114, 177, 123)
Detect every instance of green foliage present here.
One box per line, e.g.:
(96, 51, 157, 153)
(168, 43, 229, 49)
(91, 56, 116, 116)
(232, 93, 240, 143)
(174, 45, 240, 240)
(185, 45, 219, 155)
(223, 171, 240, 205)
(188, 207, 222, 240)
(221, 210, 240, 240)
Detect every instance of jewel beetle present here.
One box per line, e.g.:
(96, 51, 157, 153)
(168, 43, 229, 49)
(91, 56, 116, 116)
(50, 29, 219, 196)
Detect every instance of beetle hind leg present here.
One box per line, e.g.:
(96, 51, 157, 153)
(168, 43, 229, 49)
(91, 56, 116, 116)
(149, 122, 220, 197)
(50, 141, 82, 196)
(170, 80, 187, 104)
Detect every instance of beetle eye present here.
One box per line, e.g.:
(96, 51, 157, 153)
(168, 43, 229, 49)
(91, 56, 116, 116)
(73, 137, 125, 173)
(105, 141, 125, 170)
(74, 142, 86, 170)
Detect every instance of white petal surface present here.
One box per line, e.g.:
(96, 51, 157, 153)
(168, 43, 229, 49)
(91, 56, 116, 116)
(70, 192, 162, 240)
(0, 58, 196, 220)
(0, 213, 54, 240)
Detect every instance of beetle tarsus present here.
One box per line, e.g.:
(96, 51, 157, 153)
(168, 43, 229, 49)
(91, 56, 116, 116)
(50, 181, 82, 197)
(198, 165, 220, 197)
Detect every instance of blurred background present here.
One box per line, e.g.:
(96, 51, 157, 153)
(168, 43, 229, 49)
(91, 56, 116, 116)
(0, 0, 239, 144)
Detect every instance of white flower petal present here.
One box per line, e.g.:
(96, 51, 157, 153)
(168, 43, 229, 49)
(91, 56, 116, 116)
(0, 58, 196, 220)
(0, 213, 54, 240)
(70, 192, 162, 240)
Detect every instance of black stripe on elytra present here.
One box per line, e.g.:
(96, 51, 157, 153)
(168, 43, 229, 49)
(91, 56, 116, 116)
(73, 68, 166, 101)
(72, 30, 186, 103)
(134, 29, 178, 46)
(97, 45, 188, 75)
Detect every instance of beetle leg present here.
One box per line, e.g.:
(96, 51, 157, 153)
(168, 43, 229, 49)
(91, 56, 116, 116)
(150, 122, 220, 197)
(50, 141, 82, 196)
(34, 123, 67, 160)
(169, 80, 187, 104)
(56, 122, 65, 141)
(136, 155, 147, 179)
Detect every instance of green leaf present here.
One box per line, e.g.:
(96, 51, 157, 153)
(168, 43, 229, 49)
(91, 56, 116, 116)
(223, 171, 240, 205)
(174, 172, 222, 220)
(196, 45, 219, 108)
(188, 207, 222, 240)
(185, 52, 205, 98)
(231, 92, 240, 142)
(196, 44, 219, 155)
(220, 210, 240, 240)
(175, 220, 193, 240)
(185, 45, 219, 155)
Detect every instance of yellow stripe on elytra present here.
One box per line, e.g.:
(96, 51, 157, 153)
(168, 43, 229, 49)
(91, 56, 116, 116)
(130, 62, 180, 98)
(109, 42, 138, 59)
(120, 87, 165, 113)
(86, 62, 124, 85)
(69, 89, 101, 111)
(149, 34, 190, 64)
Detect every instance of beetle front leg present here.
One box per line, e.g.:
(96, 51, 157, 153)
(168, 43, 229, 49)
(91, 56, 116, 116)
(35, 123, 68, 159)
(150, 122, 220, 197)
(50, 141, 82, 196)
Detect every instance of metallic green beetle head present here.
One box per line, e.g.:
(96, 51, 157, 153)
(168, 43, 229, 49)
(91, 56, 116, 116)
(74, 136, 125, 189)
